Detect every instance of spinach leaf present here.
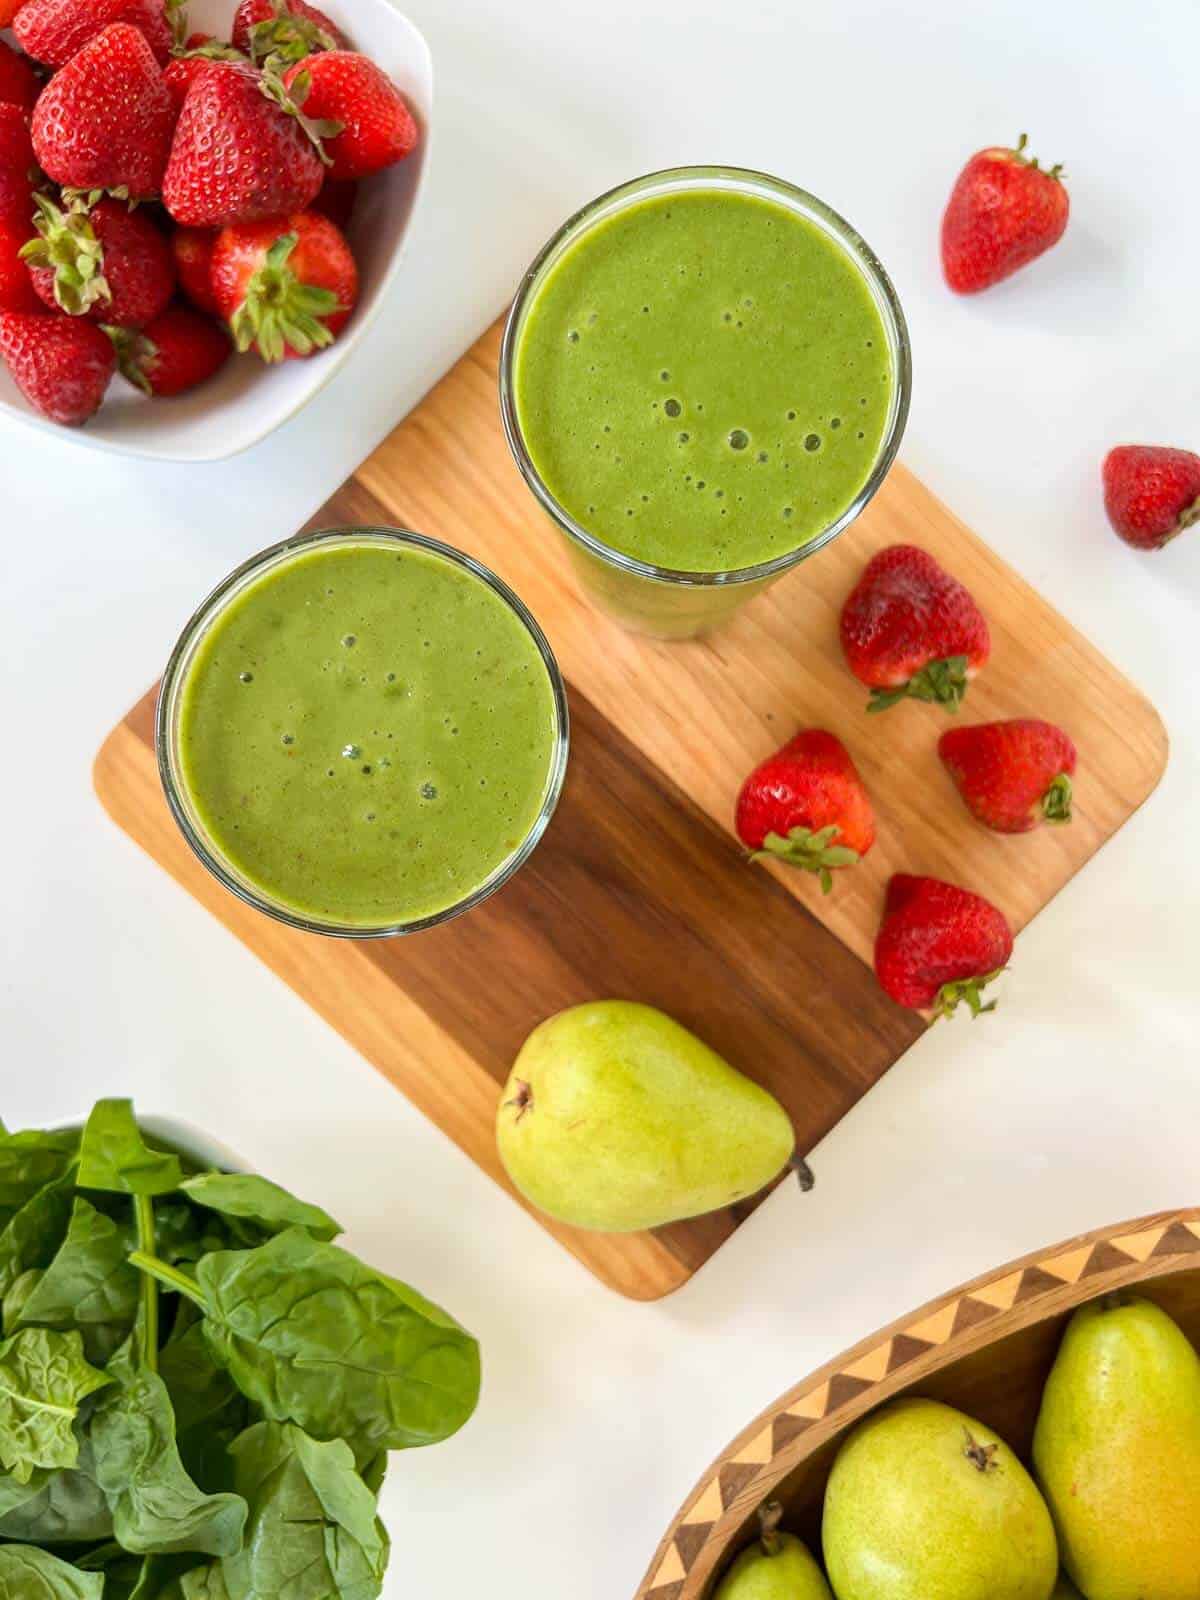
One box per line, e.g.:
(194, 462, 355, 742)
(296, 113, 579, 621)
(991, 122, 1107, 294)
(220, 1421, 386, 1600)
(180, 1567, 231, 1600)
(0, 1433, 112, 1544)
(89, 1357, 247, 1557)
(153, 1204, 252, 1269)
(78, 1547, 198, 1600)
(0, 1170, 78, 1300)
(0, 1544, 105, 1600)
(77, 1103, 182, 1198)
(131, 1230, 480, 1454)
(0, 1131, 80, 1217)
(5, 1269, 45, 1333)
(0, 1463, 50, 1517)
(0, 1328, 110, 1483)
(14, 1199, 139, 1366)
(179, 1175, 341, 1244)
(157, 1327, 241, 1441)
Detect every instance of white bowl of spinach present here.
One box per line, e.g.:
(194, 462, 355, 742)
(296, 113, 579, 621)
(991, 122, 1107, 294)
(0, 1100, 481, 1599)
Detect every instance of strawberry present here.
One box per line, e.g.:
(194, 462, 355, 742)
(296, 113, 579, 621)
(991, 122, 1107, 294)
(31, 24, 174, 199)
(23, 193, 174, 326)
(939, 719, 1076, 834)
(840, 544, 990, 714)
(0, 307, 114, 422)
(163, 39, 247, 116)
(14, 0, 171, 67)
(941, 133, 1069, 294)
(0, 218, 39, 312)
(874, 874, 1012, 1018)
(0, 105, 39, 229)
(1102, 444, 1200, 551)
(310, 175, 355, 229)
(211, 209, 355, 361)
(110, 302, 229, 394)
(283, 52, 417, 181)
(735, 729, 875, 892)
(162, 61, 325, 227)
(231, 0, 343, 66)
(0, 40, 41, 114)
(171, 223, 217, 313)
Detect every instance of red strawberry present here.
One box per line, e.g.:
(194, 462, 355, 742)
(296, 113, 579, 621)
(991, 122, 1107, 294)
(0, 105, 38, 229)
(0, 40, 41, 114)
(171, 224, 217, 313)
(0, 218, 39, 312)
(111, 302, 228, 394)
(211, 209, 355, 361)
(840, 544, 991, 714)
(735, 729, 875, 892)
(163, 39, 248, 116)
(23, 193, 173, 326)
(874, 874, 1012, 1017)
(162, 61, 324, 227)
(941, 134, 1069, 295)
(283, 52, 417, 181)
(1102, 445, 1200, 551)
(14, 0, 170, 67)
(231, 0, 343, 66)
(0, 307, 114, 422)
(31, 24, 174, 198)
(310, 175, 355, 230)
(939, 719, 1076, 834)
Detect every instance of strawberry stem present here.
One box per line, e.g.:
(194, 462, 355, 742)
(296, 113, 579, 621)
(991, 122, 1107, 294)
(20, 194, 112, 317)
(1042, 773, 1073, 825)
(1012, 131, 1065, 181)
(935, 966, 1006, 1021)
(753, 825, 860, 893)
(867, 655, 970, 715)
(229, 232, 343, 363)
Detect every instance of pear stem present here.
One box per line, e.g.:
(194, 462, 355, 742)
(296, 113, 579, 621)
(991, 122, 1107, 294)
(789, 1154, 816, 1193)
(504, 1079, 534, 1123)
(757, 1500, 785, 1556)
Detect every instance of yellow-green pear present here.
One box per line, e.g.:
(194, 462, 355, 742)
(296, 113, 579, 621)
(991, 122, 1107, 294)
(495, 1001, 796, 1231)
(822, 1397, 1057, 1600)
(1032, 1293, 1200, 1600)
(714, 1503, 832, 1599)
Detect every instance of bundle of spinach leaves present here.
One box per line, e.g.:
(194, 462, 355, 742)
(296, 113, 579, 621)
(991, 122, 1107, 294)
(0, 1101, 481, 1600)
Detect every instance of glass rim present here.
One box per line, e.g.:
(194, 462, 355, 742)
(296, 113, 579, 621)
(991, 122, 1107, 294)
(499, 162, 913, 589)
(156, 525, 571, 940)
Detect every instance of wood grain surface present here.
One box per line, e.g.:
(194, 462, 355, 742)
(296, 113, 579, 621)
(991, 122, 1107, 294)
(95, 317, 1168, 1300)
(639, 1207, 1200, 1599)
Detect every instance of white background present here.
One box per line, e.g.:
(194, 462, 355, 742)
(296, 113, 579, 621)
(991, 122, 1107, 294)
(3, 1, 1199, 1595)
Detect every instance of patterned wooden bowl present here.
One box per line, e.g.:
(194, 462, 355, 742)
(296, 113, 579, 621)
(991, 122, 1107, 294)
(636, 1207, 1200, 1600)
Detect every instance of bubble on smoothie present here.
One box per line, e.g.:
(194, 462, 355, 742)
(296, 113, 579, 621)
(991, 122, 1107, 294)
(831, 417, 842, 429)
(341, 634, 357, 648)
(420, 782, 438, 800)
(729, 429, 749, 451)
(805, 433, 821, 452)
(783, 506, 794, 518)
(567, 329, 580, 343)
(787, 410, 797, 421)
(723, 311, 732, 323)
(342, 744, 361, 760)
(361, 765, 372, 775)
(664, 398, 682, 418)
(281, 733, 294, 746)
(238, 671, 253, 683)
(757, 451, 769, 463)
(678, 432, 689, 444)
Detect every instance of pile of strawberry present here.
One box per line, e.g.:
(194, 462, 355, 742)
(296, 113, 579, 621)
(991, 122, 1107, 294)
(0, 0, 419, 425)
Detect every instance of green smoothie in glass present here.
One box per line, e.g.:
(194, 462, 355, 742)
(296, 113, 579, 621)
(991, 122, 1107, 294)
(501, 166, 910, 637)
(158, 529, 568, 936)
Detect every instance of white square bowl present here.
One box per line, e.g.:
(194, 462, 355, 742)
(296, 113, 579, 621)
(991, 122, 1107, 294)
(0, 0, 433, 461)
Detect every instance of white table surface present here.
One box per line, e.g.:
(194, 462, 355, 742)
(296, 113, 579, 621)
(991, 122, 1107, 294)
(3, 0, 1199, 1594)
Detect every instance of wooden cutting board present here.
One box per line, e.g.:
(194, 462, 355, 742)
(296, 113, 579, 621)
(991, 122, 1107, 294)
(94, 318, 1168, 1301)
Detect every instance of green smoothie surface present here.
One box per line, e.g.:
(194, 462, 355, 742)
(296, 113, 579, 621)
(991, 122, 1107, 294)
(513, 187, 895, 573)
(176, 540, 560, 928)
